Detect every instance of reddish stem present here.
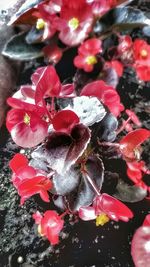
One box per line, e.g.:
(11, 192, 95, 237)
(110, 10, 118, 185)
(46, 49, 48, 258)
(60, 210, 69, 218)
(116, 117, 131, 135)
(42, 99, 52, 122)
(85, 173, 101, 196)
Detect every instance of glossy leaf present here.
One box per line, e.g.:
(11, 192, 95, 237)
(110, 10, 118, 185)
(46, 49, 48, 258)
(94, 7, 150, 36)
(114, 180, 147, 203)
(2, 32, 44, 61)
(64, 96, 106, 127)
(66, 155, 104, 211)
(9, 0, 44, 25)
(51, 167, 80, 195)
(31, 124, 91, 174)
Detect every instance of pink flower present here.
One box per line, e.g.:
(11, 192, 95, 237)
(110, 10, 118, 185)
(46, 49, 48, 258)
(133, 39, 150, 66)
(74, 38, 102, 72)
(131, 215, 150, 267)
(9, 153, 52, 204)
(79, 193, 133, 222)
(33, 2, 58, 40)
(33, 210, 64, 245)
(80, 80, 124, 117)
(132, 39, 150, 81)
(93, 193, 133, 222)
(55, 3, 93, 46)
(6, 108, 48, 148)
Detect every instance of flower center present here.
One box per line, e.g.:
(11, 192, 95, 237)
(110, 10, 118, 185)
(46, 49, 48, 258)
(24, 113, 30, 125)
(86, 55, 97, 65)
(68, 17, 79, 31)
(96, 213, 110, 226)
(36, 18, 46, 30)
(140, 49, 148, 58)
(38, 224, 44, 236)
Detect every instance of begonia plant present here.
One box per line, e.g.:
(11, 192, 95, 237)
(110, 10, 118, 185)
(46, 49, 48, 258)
(2, 0, 150, 263)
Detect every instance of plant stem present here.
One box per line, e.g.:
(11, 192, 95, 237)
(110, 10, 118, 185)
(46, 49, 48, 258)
(84, 172, 100, 196)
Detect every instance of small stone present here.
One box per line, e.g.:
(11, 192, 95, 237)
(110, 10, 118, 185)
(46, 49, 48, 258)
(17, 256, 24, 263)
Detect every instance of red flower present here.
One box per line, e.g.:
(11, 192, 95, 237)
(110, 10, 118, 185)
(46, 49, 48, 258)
(131, 215, 150, 267)
(43, 43, 63, 64)
(135, 65, 150, 81)
(52, 110, 80, 134)
(80, 80, 124, 117)
(132, 39, 150, 81)
(33, 210, 64, 245)
(6, 108, 48, 148)
(74, 38, 102, 72)
(9, 154, 52, 204)
(34, 66, 62, 105)
(119, 128, 150, 161)
(33, 2, 58, 40)
(93, 193, 133, 222)
(79, 193, 133, 222)
(126, 160, 150, 190)
(55, 3, 93, 46)
(133, 39, 150, 66)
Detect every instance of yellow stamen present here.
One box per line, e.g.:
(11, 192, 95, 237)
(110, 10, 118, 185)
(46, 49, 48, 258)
(24, 113, 30, 125)
(38, 224, 44, 236)
(140, 49, 148, 58)
(86, 55, 97, 65)
(36, 18, 46, 30)
(96, 213, 110, 226)
(68, 17, 79, 31)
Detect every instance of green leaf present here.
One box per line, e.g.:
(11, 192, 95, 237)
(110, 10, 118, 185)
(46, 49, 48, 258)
(2, 32, 44, 61)
(94, 7, 150, 36)
(114, 180, 147, 203)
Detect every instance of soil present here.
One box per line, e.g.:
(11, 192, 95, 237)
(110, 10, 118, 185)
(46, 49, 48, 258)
(0, 2, 150, 267)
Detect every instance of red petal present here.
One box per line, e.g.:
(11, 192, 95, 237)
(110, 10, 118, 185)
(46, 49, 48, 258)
(35, 66, 61, 104)
(143, 215, 150, 227)
(100, 194, 133, 222)
(119, 129, 150, 159)
(79, 206, 96, 221)
(52, 110, 79, 133)
(78, 38, 102, 56)
(9, 153, 28, 173)
(7, 109, 48, 148)
(60, 84, 75, 97)
(125, 109, 141, 127)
